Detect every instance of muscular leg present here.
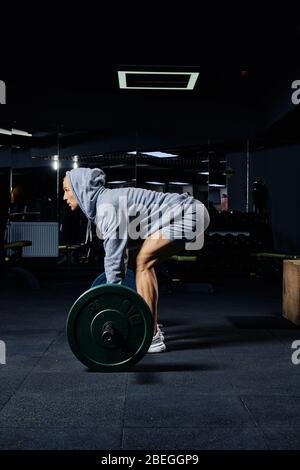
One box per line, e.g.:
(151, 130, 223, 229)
(136, 266, 159, 336)
(135, 233, 185, 335)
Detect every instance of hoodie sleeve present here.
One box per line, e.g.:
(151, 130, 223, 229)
(100, 203, 129, 285)
(102, 236, 128, 284)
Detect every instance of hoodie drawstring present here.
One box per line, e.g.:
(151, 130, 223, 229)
(85, 219, 93, 244)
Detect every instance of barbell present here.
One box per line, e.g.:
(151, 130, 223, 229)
(66, 269, 154, 372)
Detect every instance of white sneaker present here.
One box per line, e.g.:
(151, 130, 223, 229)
(157, 324, 165, 341)
(147, 328, 166, 353)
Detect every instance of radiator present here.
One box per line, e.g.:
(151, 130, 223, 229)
(6, 222, 59, 257)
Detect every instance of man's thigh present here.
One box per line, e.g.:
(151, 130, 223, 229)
(136, 232, 185, 267)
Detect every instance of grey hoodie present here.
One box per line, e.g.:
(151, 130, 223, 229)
(66, 167, 209, 284)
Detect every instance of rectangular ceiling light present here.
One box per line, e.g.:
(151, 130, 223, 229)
(0, 128, 11, 135)
(118, 71, 199, 90)
(0, 128, 32, 137)
(142, 151, 178, 158)
(12, 128, 33, 137)
(107, 180, 128, 184)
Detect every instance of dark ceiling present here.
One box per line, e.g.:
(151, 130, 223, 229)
(1, 3, 300, 153)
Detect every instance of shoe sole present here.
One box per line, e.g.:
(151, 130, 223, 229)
(147, 345, 166, 353)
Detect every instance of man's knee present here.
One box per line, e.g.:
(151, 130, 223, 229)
(136, 252, 157, 272)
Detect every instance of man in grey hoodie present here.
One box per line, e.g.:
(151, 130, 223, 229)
(63, 167, 210, 353)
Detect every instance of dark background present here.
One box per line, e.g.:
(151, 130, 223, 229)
(1, 2, 300, 257)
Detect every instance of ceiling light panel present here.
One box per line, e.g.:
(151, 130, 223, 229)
(118, 71, 199, 90)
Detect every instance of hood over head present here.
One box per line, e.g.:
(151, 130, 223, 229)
(65, 167, 106, 220)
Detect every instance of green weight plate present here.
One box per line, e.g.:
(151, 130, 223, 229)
(91, 268, 136, 291)
(66, 284, 153, 372)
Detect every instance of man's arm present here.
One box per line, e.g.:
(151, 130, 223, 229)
(96, 197, 129, 284)
(102, 234, 128, 284)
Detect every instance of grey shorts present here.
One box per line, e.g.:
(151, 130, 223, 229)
(160, 199, 210, 243)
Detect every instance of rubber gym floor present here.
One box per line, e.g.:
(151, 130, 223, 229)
(1, 271, 300, 450)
